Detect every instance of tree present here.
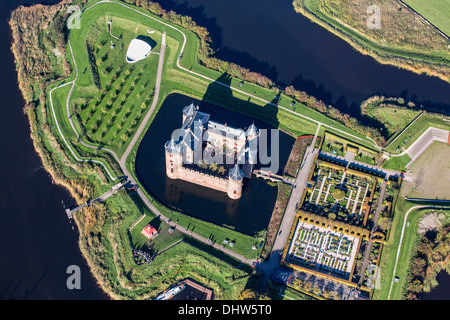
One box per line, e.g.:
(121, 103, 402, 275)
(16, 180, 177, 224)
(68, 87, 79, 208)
(209, 162, 218, 173)
(198, 159, 208, 169)
(218, 166, 226, 175)
(377, 216, 392, 231)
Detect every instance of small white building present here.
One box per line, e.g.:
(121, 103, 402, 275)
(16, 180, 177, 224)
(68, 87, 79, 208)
(126, 38, 152, 63)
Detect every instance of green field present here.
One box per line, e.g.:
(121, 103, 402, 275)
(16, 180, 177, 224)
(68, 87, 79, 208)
(403, 0, 450, 37)
(293, 0, 450, 83)
(383, 114, 450, 154)
(369, 107, 420, 138)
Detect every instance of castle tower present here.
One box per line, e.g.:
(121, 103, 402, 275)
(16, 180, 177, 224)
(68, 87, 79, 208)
(245, 123, 259, 142)
(182, 102, 196, 124)
(227, 164, 243, 199)
(243, 123, 259, 178)
(165, 139, 182, 179)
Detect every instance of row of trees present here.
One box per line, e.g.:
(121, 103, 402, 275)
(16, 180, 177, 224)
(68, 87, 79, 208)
(197, 160, 227, 176)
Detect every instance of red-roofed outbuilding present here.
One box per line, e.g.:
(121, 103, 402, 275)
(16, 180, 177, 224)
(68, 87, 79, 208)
(141, 224, 157, 240)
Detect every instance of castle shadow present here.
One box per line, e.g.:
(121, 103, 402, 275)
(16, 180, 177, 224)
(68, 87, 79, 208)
(200, 72, 280, 140)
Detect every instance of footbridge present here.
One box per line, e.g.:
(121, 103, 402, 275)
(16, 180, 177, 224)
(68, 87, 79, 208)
(253, 169, 294, 185)
(64, 181, 126, 219)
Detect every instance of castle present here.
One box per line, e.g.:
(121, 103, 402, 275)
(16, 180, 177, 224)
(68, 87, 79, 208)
(165, 103, 259, 199)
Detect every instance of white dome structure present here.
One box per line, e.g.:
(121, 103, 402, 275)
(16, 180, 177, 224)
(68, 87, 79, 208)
(126, 38, 152, 63)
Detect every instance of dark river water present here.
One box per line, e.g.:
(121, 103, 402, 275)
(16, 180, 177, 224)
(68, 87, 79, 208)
(1, 0, 449, 299)
(158, 0, 450, 115)
(0, 0, 107, 299)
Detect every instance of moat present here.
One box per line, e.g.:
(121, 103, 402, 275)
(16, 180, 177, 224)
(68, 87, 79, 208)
(136, 93, 295, 235)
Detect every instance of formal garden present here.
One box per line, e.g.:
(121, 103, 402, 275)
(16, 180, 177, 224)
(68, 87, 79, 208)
(289, 222, 358, 276)
(303, 162, 376, 226)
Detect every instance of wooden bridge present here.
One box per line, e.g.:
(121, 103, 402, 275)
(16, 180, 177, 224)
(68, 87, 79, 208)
(253, 169, 294, 185)
(64, 181, 126, 219)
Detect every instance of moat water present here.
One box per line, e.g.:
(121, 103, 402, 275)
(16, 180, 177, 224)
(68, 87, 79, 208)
(135, 93, 295, 235)
(3, 0, 450, 299)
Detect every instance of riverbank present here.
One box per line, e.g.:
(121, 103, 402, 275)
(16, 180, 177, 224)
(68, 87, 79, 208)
(293, 0, 450, 84)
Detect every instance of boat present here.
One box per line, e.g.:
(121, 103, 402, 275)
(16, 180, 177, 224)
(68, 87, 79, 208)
(154, 283, 186, 300)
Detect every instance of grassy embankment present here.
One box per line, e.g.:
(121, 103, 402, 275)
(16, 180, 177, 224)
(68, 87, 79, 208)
(374, 198, 450, 300)
(293, 0, 450, 83)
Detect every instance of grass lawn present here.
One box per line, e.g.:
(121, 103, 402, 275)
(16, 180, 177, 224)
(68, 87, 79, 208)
(374, 199, 440, 300)
(382, 153, 411, 172)
(69, 9, 161, 157)
(294, 0, 450, 73)
(375, 142, 450, 299)
(369, 107, 421, 138)
(403, 0, 450, 36)
(400, 142, 450, 199)
(384, 114, 450, 154)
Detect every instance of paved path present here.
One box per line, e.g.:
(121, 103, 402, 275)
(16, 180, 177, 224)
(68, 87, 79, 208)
(358, 181, 386, 287)
(256, 125, 321, 287)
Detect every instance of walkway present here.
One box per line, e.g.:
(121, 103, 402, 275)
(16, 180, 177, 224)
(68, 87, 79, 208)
(65, 181, 126, 219)
(256, 125, 321, 287)
(405, 127, 449, 168)
(358, 181, 386, 287)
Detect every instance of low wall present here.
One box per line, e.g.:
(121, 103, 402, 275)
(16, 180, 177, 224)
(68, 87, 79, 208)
(178, 167, 229, 193)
